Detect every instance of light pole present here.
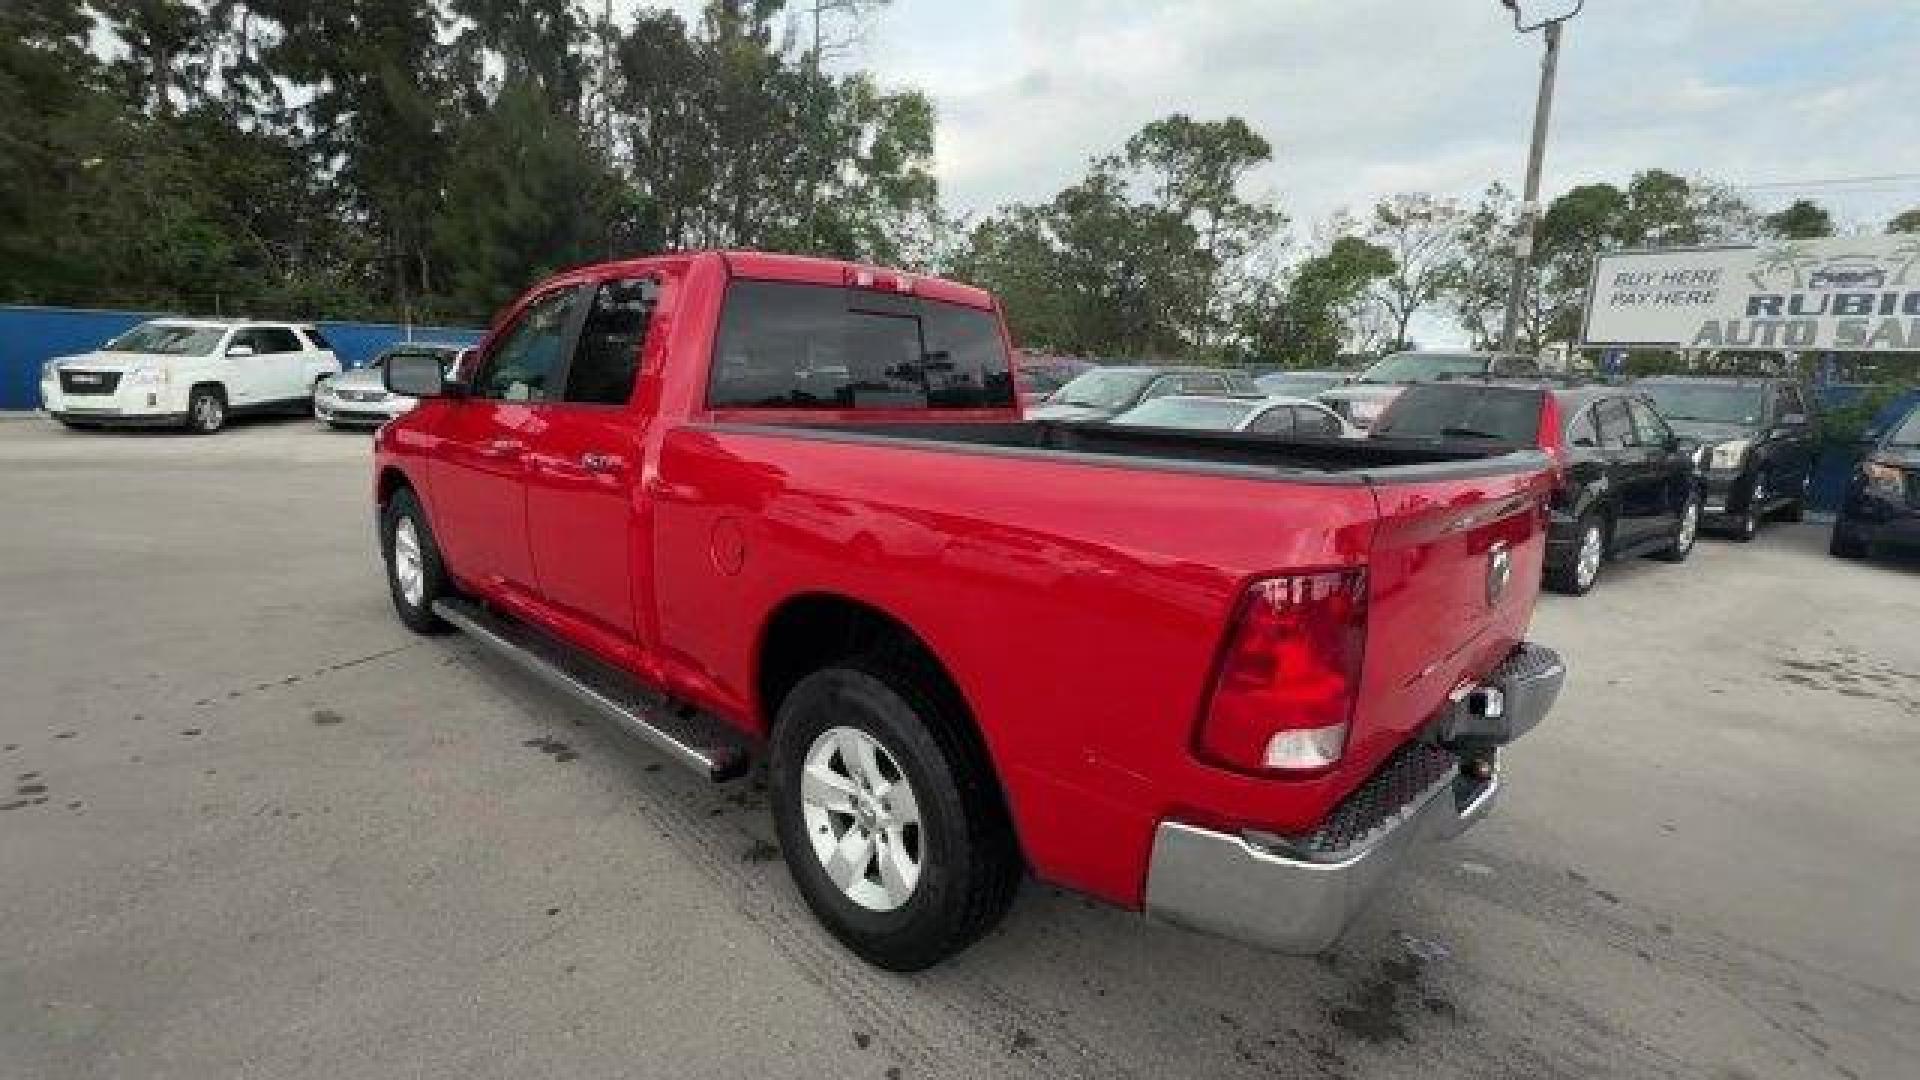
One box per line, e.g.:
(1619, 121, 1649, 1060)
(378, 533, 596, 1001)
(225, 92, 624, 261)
(1498, 0, 1583, 355)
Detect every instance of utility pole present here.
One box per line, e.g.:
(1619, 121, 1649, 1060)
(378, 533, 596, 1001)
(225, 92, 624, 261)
(1498, 1, 1582, 354)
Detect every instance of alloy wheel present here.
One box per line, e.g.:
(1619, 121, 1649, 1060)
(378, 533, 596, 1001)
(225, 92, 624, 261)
(194, 393, 224, 432)
(1576, 524, 1603, 591)
(393, 516, 426, 608)
(800, 726, 923, 912)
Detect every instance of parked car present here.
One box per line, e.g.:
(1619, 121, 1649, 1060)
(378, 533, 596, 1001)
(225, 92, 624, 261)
(1830, 397, 1920, 559)
(1110, 393, 1355, 437)
(1372, 381, 1700, 595)
(1253, 369, 1353, 399)
(1318, 350, 1541, 431)
(371, 251, 1564, 971)
(1011, 354, 1091, 409)
(314, 343, 468, 429)
(39, 318, 340, 434)
(1026, 365, 1260, 422)
(1633, 376, 1816, 541)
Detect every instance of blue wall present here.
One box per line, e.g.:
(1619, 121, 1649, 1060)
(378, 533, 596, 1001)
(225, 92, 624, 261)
(0, 305, 483, 410)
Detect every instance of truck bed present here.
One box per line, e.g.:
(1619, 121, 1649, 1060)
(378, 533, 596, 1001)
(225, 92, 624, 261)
(704, 419, 1550, 484)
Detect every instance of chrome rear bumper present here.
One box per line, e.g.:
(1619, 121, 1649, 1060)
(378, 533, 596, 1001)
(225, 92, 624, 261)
(1144, 642, 1563, 954)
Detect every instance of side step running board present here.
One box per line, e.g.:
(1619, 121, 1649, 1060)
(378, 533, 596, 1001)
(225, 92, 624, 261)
(433, 597, 751, 782)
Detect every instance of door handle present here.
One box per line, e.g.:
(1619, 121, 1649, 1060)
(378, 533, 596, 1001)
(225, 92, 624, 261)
(579, 452, 625, 474)
(480, 438, 523, 459)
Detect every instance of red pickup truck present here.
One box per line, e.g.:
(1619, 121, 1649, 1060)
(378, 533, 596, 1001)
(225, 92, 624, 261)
(372, 251, 1565, 970)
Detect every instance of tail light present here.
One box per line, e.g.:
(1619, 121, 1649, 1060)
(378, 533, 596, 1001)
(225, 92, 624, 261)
(1535, 392, 1566, 473)
(1196, 572, 1367, 774)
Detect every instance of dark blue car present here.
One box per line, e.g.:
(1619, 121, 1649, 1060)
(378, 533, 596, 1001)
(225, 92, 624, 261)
(1831, 393, 1920, 559)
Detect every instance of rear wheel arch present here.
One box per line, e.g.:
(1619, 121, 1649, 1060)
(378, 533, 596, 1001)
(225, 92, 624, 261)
(758, 595, 973, 738)
(755, 594, 1013, 826)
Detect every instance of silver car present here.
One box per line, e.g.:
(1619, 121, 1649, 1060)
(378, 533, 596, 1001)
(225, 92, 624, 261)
(314, 343, 468, 429)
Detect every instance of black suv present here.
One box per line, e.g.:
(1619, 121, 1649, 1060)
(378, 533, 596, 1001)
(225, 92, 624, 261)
(1632, 376, 1818, 541)
(1831, 395, 1920, 559)
(1371, 381, 1700, 596)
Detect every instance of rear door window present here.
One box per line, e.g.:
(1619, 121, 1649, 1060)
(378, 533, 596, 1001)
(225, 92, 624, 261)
(1595, 398, 1636, 449)
(563, 278, 658, 406)
(1566, 405, 1600, 448)
(1628, 399, 1673, 446)
(708, 281, 1014, 410)
(249, 326, 303, 353)
(1295, 406, 1342, 437)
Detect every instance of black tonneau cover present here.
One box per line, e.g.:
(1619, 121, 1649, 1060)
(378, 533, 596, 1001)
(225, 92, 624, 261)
(701, 419, 1550, 486)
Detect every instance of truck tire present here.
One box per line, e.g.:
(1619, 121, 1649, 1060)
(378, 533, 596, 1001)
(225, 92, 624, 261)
(768, 656, 1020, 971)
(380, 486, 452, 634)
(185, 386, 226, 434)
(1829, 522, 1868, 559)
(1730, 475, 1764, 542)
(1547, 515, 1605, 596)
(1653, 493, 1701, 562)
(1780, 475, 1808, 523)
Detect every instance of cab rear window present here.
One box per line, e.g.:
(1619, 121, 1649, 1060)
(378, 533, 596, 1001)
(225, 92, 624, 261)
(708, 280, 1014, 410)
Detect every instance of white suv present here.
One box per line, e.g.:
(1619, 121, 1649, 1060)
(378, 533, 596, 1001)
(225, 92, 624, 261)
(40, 319, 341, 434)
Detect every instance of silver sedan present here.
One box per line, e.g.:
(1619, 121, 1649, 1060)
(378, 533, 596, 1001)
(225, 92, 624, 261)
(314, 344, 468, 429)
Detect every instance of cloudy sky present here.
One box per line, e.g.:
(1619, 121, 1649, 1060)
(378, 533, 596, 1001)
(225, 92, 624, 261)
(814, 0, 1918, 238)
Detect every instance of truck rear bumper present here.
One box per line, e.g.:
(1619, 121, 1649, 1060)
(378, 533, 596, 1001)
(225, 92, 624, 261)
(1143, 642, 1563, 954)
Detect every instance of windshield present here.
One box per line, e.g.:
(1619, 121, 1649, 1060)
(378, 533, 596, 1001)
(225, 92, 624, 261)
(1256, 373, 1343, 397)
(1111, 397, 1259, 430)
(101, 322, 227, 357)
(1371, 384, 1544, 442)
(1639, 384, 1765, 426)
(1050, 369, 1154, 409)
(1357, 352, 1489, 385)
(1888, 410, 1920, 448)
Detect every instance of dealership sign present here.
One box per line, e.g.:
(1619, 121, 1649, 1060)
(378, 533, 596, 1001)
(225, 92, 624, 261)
(1583, 234, 1920, 351)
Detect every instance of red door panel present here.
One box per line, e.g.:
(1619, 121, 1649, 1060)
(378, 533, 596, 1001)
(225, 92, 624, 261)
(525, 408, 642, 639)
(429, 401, 537, 595)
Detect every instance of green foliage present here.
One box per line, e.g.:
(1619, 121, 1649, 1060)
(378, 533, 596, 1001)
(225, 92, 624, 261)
(1820, 384, 1914, 447)
(1763, 199, 1833, 240)
(1888, 208, 1920, 235)
(0, 0, 936, 324)
(1241, 235, 1393, 366)
(949, 114, 1280, 359)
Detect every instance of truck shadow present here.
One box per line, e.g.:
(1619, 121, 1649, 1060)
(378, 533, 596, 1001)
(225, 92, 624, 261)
(448, 637, 1846, 1080)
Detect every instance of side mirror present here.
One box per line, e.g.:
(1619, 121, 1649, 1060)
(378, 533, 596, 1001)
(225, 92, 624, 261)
(387, 351, 452, 398)
(226, 344, 256, 357)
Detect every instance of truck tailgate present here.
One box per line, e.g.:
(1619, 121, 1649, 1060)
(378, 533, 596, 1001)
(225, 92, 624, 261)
(1345, 468, 1551, 781)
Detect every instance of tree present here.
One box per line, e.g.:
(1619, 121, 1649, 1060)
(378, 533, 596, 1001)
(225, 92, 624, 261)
(1123, 114, 1284, 350)
(434, 81, 623, 317)
(1366, 193, 1463, 351)
(948, 114, 1284, 359)
(1763, 199, 1834, 240)
(1242, 231, 1394, 364)
(1445, 183, 1518, 349)
(1888, 208, 1920, 234)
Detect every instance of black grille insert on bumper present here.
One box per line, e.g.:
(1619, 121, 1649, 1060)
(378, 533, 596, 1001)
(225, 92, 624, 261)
(60, 370, 122, 395)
